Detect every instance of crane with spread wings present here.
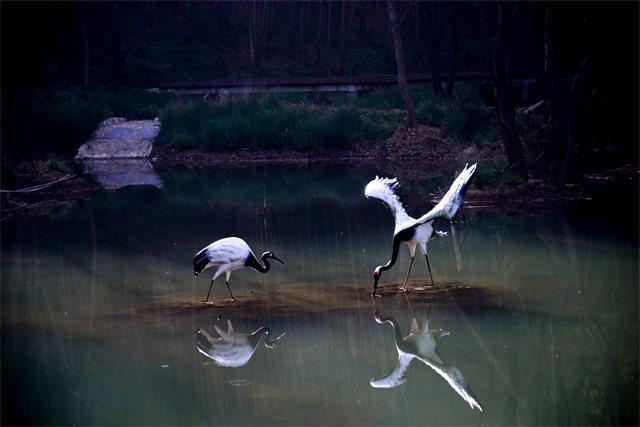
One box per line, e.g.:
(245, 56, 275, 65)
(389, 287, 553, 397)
(364, 163, 477, 297)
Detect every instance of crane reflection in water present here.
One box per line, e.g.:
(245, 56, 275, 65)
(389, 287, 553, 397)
(196, 320, 286, 368)
(370, 311, 483, 411)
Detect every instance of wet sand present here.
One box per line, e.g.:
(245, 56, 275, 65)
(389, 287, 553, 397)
(3, 280, 504, 345)
(146, 280, 498, 320)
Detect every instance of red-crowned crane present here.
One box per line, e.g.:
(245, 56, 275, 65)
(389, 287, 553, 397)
(193, 237, 284, 302)
(365, 163, 477, 297)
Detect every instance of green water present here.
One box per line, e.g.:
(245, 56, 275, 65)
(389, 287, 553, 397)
(1, 165, 638, 425)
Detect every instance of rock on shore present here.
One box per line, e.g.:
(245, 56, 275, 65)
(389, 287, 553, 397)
(75, 118, 160, 159)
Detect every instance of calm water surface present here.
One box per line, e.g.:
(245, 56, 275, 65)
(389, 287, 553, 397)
(1, 164, 638, 425)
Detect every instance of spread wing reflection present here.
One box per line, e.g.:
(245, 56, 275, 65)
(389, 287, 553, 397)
(196, 320, 285, 368)
(371, 313, 482, 411)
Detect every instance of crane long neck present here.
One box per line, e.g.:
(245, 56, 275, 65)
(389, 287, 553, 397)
(379, 315, 404, 344)
(246, 253, 271, 273)
(379, 236, 402, 273)
(248, 326, 271, 347)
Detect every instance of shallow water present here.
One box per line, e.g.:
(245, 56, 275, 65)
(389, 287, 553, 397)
(1, 164, 638, 425)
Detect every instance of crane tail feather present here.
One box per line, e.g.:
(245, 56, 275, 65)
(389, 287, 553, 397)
(193, 251, 209, 277)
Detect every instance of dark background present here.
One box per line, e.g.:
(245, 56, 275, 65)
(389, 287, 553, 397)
(1, 1, 638, 163)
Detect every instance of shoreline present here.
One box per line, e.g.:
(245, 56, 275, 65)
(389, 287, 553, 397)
(1, 143, 637, 220)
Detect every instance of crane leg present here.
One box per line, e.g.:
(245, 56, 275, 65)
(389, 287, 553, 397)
(459, 208, 467, 224)
(205, 279, 214, 303)
(225, 281, 235, 301)
(402, 257, 414, 292)
(425, 254, 435, 287)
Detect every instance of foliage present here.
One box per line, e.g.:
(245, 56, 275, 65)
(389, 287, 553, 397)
(357, 111, 400, 142)
(8, 81, 501, 160)
(158, 97, 391, 151)
(355, 85, 434, 110)
(311, 108, 358, 149)
(46, 156, 71, 174)
(473, 157, 522, 188)
(416, 83, 498, 144)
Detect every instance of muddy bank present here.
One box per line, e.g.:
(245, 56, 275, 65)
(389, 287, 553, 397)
(148, 281, 495, 319)
(152, 124, 502, 172)
(2, 278, 513, 343)
(0, 160, 99, 220)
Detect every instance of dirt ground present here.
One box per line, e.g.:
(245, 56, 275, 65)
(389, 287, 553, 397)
(152, 124, 501, 171)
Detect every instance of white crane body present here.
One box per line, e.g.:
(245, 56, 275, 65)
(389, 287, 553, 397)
(365, 164, 477, 295)
(194, 237, 255, 280)
(193, 237, 283, 302)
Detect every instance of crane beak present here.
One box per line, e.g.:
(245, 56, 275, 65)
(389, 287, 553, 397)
(371, 276, 380, 297)
(264, 331, 286, 349)
(272, 256, 285, 265)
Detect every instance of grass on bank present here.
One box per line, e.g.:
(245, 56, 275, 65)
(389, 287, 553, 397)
(473, 157, 522, 189)
(157, 96, 398, 151)
(7, 82, 501, 160)
(356, 83, 499, 145)
(270, 83, 500, 145)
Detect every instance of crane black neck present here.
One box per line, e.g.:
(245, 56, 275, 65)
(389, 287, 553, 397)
(377, 235, 403, 273)
(245, 252, 273, 273)
(378, 315, 404, 343)
(247, 326, 272, 347)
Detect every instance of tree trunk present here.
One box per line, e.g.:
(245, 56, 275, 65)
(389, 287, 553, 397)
(424, 3, 444, 97)
(111, 2, 123, 92)
(339, 0, 346, 74)
(184, 1, 192, 32)
(414, 6, 420, 44)
(359, 2, 367, 38)
(288, 1, 296, 50)
(348, 1, 357, 30)
(558, 55, 591, 185)
(326, 0, 332, 47)
(317, 1, 322, 39)
(543, 4, 566, 177)
(387, 0, 417, 128)
(249, 1, 255, 66)
(446, 2, 462, 97)
(260, 0, 268, 40)
(265, 1, 272, 55)
(80, 2, 90, 89)
(493, 2, 527, 178)
(543, 4, 592, 185)
(299, 1, 305, 55)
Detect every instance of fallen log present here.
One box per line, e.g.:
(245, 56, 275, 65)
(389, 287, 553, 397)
(0, 174, 76, 194)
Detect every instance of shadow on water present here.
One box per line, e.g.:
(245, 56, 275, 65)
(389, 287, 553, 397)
(195, 319, 286, 368)
(369, 308, 483, 411)
(80, 159, 163, 190)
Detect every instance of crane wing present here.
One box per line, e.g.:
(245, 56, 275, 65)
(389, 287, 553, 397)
(194, 237, 251, 267)
(416, 163, 477, 224)
(364, 176, 412, 227)
(370, 354, 414, 388)
(418, 356, 483, 411)
(195, 326, 216, 353)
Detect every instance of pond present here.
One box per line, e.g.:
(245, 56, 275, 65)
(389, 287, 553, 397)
(1, 164, 638, 425)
